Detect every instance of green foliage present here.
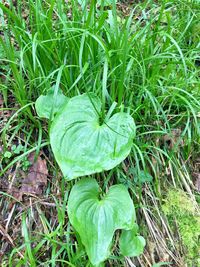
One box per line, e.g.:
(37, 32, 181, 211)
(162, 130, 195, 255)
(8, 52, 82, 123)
(1, 0, 200, 266)
(162, 189, 196, 216)
(36, 91, 140, 265)
(2, 147, 31, 171)
(119, 224, 146, 257)
(152, 263, 172, 267)
(78, 0, 117, 6)
(68, 178, 136, 266)
(50, 93, 135, 180)
(163, 189, 200, 266)
(35, 87, 68, 120)
(128, 168, 153, 184)
(11, 144, 24, 154)
(21, 157, 31, 171)
(3, 151, 12, 159)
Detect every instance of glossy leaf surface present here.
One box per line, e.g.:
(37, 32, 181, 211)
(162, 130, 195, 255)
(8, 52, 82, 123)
(68, 178, 135, 266)
(50, 93, 135, 180)
(119, 225, 146, 257)
(35, 87, 68, 119)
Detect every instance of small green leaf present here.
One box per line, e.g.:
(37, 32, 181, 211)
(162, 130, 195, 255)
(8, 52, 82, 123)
(12, 144, 24, 154)
(50, 93, 135, 180)
(119, 227, 146, 257)
(68, 178, 135, 266)
(11, 145, 17, 151)
(129, 168, 153, 183)
(35, 87, 68, 119)
(4, 151, 12, 158)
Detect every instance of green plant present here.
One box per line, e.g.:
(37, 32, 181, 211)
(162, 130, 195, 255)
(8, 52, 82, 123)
(162, 189, 200, 267)
(68, 177, 137, 266)
(78, 0, 117, 5)
(11, 144, 24, 155)
(3, 151, 12, 159)
(1, 0, 200, 265)
(35, 86, 68, 120)
(50, 93, 134, 179)
(152, 263, 172, 267)
(36, 90, 144, 266)
(128, 167, 153, 184)
(119, 223, 145, 257)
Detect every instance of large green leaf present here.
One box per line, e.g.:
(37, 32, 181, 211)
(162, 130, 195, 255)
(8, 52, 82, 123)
(119, 225, 146, 257)
(35, 87, 68, 119)
(50, 93, 135, 180)
(68, 178, 135, 266)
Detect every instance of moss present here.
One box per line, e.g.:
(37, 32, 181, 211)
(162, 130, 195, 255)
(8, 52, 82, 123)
(162, 189, 200, 267)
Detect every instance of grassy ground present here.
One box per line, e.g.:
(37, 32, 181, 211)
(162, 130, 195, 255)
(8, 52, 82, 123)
(0, 0, 200, 266)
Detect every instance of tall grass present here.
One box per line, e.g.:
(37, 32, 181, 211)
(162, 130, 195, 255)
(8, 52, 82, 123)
(0, 0, 200, 266)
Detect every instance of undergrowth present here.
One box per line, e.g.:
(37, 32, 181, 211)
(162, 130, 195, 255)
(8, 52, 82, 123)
(0, 0, 200, 266)
(163, 189, 200, 266)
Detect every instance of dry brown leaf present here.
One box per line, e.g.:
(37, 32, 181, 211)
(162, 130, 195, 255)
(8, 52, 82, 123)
(1, 151, 48, 206)
(162, 129, 184, 149)
(20, 152, 48, 196)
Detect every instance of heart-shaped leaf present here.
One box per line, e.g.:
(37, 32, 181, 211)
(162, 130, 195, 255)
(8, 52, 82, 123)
(119, 226, 146, 257)
(68, 178, 135, 266)
(50, 93, 135, 180)
(35, 87, 68, 119)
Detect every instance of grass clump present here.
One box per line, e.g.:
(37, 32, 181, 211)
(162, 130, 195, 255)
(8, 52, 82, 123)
(163, 189, 200, 267)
